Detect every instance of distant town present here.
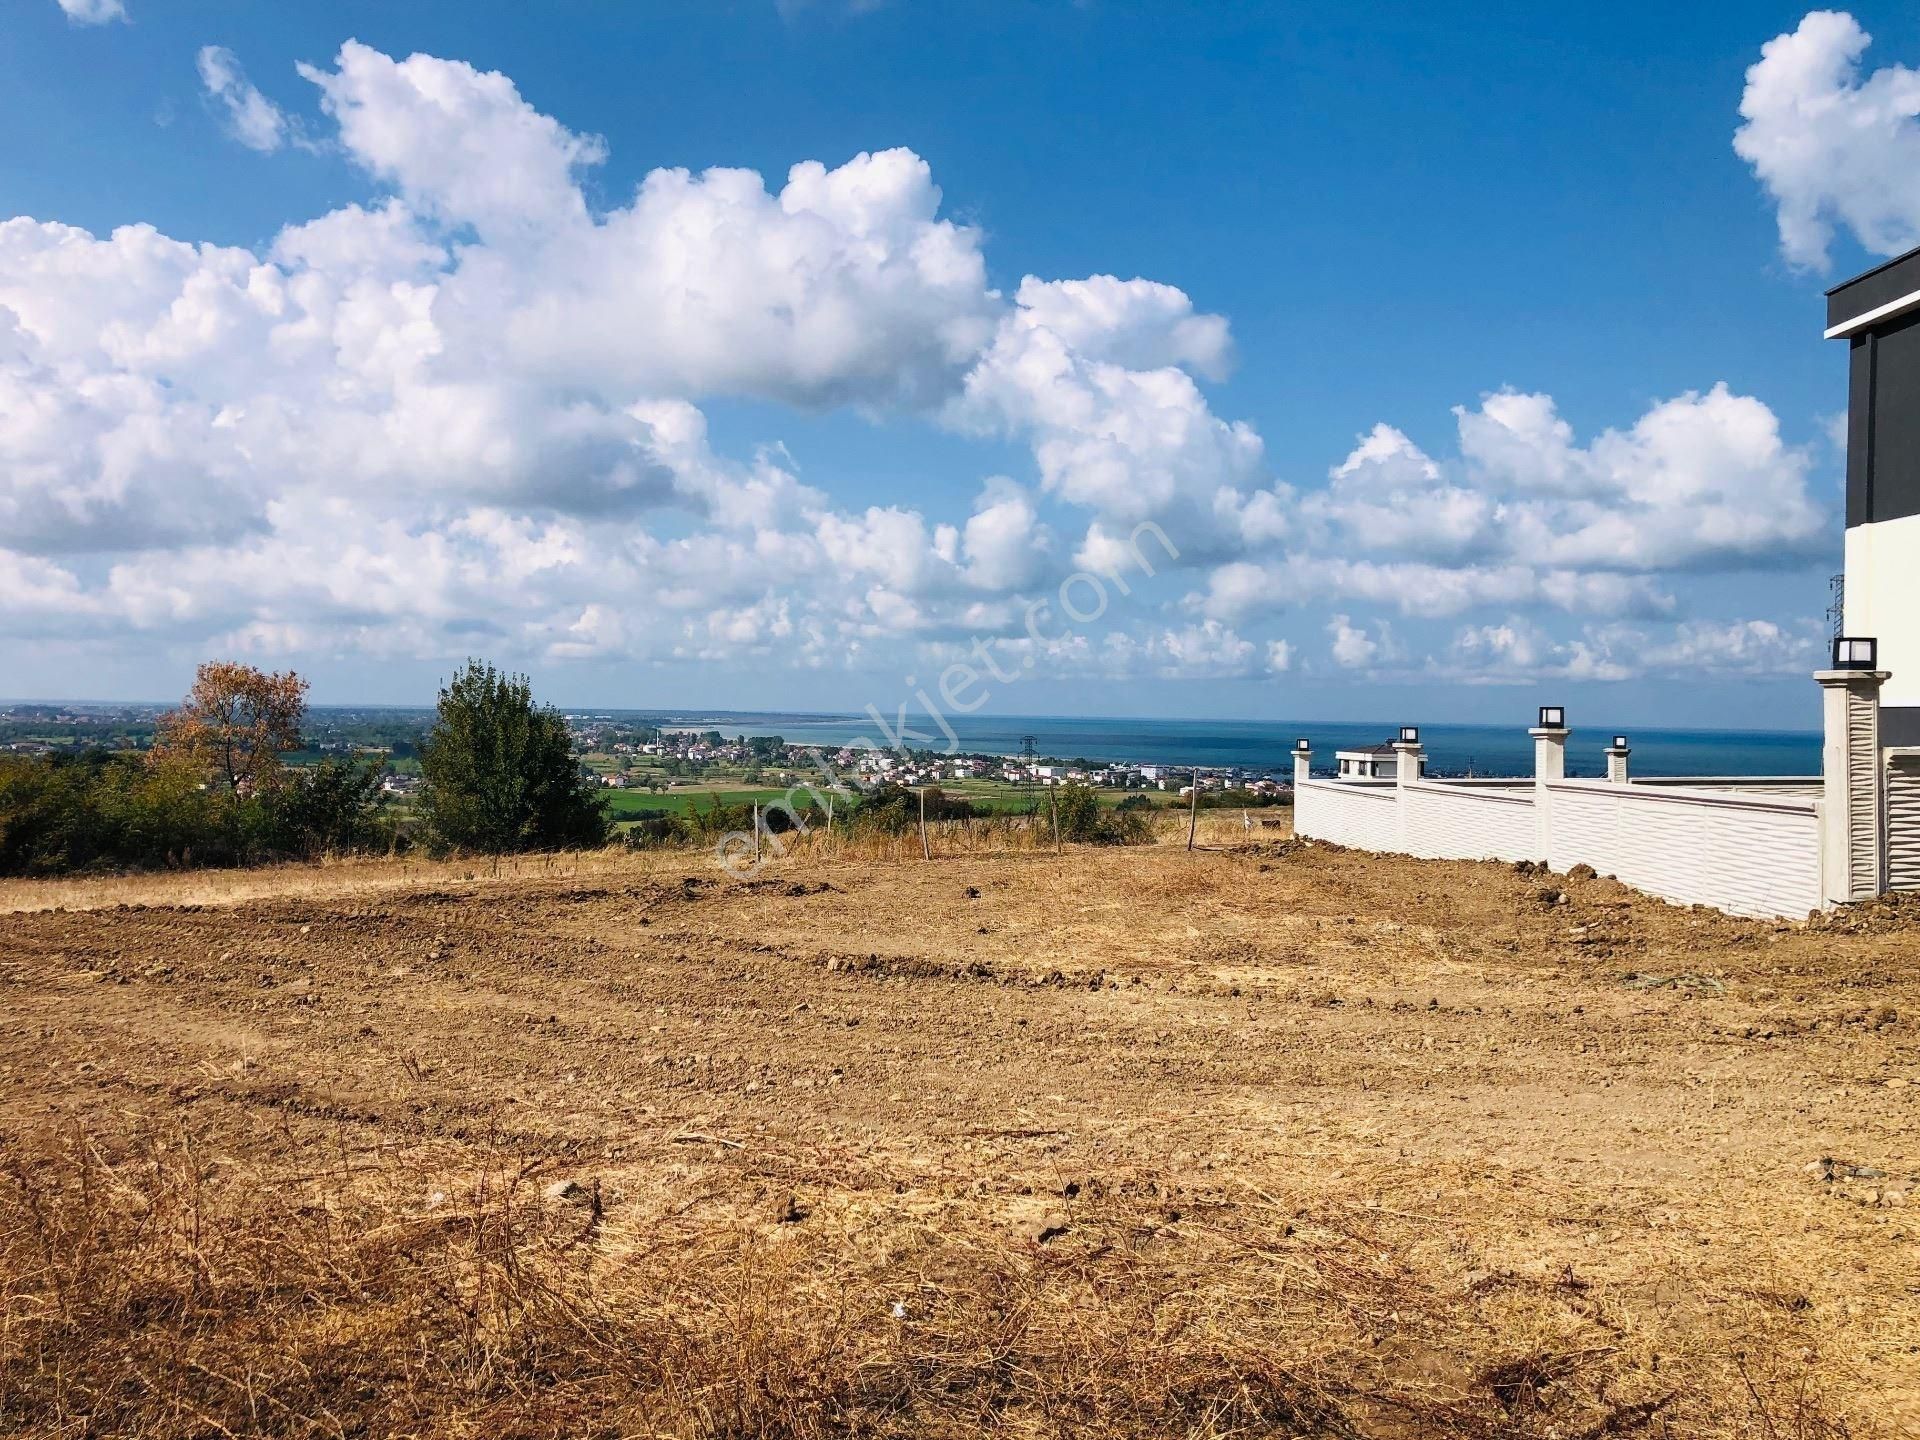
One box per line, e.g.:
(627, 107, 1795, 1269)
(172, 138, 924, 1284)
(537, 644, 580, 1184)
(0, 702, 1291, 823)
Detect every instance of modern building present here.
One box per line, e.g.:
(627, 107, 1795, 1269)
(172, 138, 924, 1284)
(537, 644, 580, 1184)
(1829, 244, 1920, 736)
(1829, 246, 1920, 893)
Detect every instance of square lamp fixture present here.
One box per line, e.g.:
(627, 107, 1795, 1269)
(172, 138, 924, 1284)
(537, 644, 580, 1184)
(1833, 636, 1877, 670)
(1538, 705, 1566, 729)
(1611, 734, 1628, 749)
(1397, 725, 1419, 744)
(1293, 737, 1310, 752)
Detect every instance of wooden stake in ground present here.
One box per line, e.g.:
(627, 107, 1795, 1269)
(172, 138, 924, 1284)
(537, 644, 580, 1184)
(919, 787, 931, 861)
(826, 792, 834, 836)
(1187, 770, 1199, 851)
(753, 804, 762, 864)
(1049, 785, 1061, 853)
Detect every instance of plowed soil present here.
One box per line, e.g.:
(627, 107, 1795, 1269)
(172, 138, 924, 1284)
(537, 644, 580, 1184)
(3, 831, 1918, 1436)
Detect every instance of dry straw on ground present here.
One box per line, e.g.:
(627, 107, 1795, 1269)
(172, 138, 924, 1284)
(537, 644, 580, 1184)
(1, 818, 1914, 1435)
(0, 1123, 1859, 1437)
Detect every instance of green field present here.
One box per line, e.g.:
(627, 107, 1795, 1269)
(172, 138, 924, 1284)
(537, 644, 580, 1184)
(939, 778, 1182, 810)
(601, 787, 795, 818)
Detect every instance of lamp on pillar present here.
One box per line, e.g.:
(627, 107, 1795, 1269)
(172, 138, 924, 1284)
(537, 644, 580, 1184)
(1528, 705, 1569, 781)
(1604, 732, 1630, 785)
(1817, 637, 1888, 904)
(1833, 636, 1877, 670)
(1391, 725, 1424, 785)
(1292, 738, 1311, 787)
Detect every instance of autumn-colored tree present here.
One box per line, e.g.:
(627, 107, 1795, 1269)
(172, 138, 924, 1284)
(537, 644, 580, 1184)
(150, 662, 309, 797)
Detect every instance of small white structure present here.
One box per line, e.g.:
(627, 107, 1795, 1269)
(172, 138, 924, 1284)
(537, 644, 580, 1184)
(1334, 740, 1427, 781)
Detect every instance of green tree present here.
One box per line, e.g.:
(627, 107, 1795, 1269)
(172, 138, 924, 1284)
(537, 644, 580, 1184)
(0, 751, 225, 875)
(1054, 782, 1102, 841)
(418, 660, 610, 853)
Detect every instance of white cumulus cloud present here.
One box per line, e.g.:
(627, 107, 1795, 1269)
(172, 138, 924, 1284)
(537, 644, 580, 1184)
(1327, 613, 1383, 669)
(1736, 10, 1920, 269)
(0, 35, 1844, 697)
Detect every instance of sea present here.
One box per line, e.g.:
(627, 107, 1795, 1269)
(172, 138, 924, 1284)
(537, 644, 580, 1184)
(628, 710, 1821, 781)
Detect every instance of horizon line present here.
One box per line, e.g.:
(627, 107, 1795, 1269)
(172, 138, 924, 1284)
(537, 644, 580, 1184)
(1, 696, 1823, 739)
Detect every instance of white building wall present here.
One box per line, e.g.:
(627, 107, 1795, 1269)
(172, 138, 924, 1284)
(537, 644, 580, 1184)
(1846, 512, 1920, 710)
(1335, 750, 1397, 780)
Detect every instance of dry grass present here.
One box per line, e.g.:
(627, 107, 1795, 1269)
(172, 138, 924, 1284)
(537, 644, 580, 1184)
(1, 822, 1913, 1436)
(0, 809, 1251, 915)
(0, 847, 656, 916)
(0, 1123, 1859, 1438)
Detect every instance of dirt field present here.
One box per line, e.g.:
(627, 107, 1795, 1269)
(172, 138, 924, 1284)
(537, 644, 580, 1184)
(3, 820, 1918, 1436)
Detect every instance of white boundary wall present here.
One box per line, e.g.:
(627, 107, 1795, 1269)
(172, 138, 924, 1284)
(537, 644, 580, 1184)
(1295, 774, 1821, 919)
(1403, 780, 1536, 862)
(1544, 781, 1820, 918)
(1293, 779, 1399, 852)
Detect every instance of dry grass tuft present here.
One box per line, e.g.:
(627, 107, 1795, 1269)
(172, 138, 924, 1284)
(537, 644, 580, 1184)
(0, 1120, 1865, 1439)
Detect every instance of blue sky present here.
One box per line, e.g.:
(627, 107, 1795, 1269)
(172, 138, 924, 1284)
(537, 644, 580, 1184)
(4, 1, 1919, 727)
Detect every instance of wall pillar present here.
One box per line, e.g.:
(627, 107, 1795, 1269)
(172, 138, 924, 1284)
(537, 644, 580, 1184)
(1817, 668, 1889, 905)
(1605, 738, 1630, 785)
(1392, 738, 1422, 853)
(1530, 724, 1568, 862)
(1391, 739, 1424, 788)
(1292, 740, 1311, 789)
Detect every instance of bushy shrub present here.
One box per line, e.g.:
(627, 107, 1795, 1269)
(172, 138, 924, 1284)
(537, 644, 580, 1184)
(626, 795, 829, 850)
(0, 752, 394, 877)
(850, 783, 974, 834)
(266, 758, 391, 859)
(1052, 782, 1151, 845)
